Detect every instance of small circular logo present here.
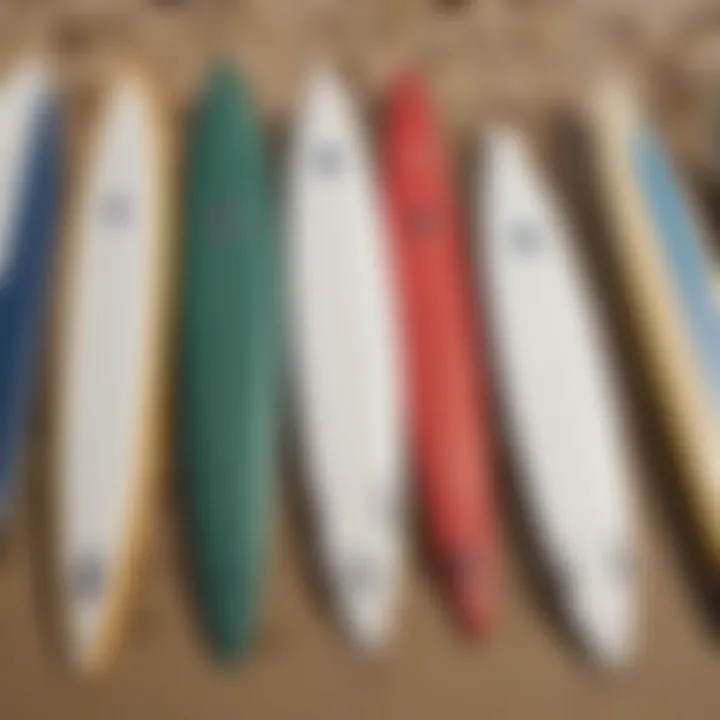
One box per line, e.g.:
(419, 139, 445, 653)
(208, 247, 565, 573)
(511, 222, 543, 255)
(343, 558, 380, 595)
(312, 143, 344, 176)
(103, 193, 134, 228)
(72, 553, 106, 601)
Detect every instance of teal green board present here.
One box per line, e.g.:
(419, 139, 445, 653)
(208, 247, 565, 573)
(178, 62, 279, 660)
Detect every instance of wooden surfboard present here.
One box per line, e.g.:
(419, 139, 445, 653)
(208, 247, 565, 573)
(0, 59, 60, 526)
(380, 73, 498, 634)
(288, 66, 405, 650)
(480, 127, 635, 666)
(54, 67, 171, 674)
(587, 82, 720, 565)
(178, 62, 279, 660)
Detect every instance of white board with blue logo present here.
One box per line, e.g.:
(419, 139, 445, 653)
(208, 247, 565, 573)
(480, 127, 636, 667)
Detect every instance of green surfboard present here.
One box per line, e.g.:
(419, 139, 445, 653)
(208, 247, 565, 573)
(178, 62, 279, 660)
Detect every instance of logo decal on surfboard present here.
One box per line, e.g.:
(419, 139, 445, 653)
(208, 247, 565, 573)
(312, 143, 344, 176)
(102, 192, 134, 229)
(510, 221, 544, 255)
(343, 557, 383, 595)
(71, 553, 106, 601)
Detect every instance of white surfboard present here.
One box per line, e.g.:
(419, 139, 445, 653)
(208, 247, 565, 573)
(480, 128, 635, 666)
(287, 67, 405, 650)
(54, 69, 170, 673)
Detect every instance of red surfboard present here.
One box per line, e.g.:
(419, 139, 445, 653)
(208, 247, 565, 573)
(381, 74, 498, 634)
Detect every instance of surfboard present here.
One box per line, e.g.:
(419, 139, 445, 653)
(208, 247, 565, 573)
(0, 59, 60, 526)
(287, 67, 405, 650)
(380, 73, 498, 634)
(480, 128, 635, 666)
(587, 83, 720, 566)
(178, 62, 279, 660)
(54, 67, 171, 674)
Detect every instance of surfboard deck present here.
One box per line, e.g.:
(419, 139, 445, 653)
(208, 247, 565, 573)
(54, 65, 171, 674)
(480, 127, 635, 666)
(381, 73, 498, 634)
(178, 62, 279, 661)
(587, 82, 720, 568)
(288, 67, 405, 650)
(0, 59, 60, 527)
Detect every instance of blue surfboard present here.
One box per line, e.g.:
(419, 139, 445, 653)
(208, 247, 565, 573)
(631, 130, 720, 413)
(590, 83, 720, 564)
(0, 64, 61, 523)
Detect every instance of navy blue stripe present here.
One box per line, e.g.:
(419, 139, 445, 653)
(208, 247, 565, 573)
(0, 98, 61, 511)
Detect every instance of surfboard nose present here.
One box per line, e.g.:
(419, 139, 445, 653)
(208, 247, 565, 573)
(304, 63, 341, 101)
(338, 587, 392, 652)
(385, 72, 424, 113)
(333, 555, 396, 651)
(196, 569, 258, 660)
(382, 72, 436, 175)
(570, 560, 635, 668)
(448, 554, 494, 635)
(485, 126, 532, 192)
(300, 66, 356, 138)
(63, 551, 110, 674)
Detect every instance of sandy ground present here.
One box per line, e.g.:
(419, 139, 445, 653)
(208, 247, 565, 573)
(1, 2, 720, 719)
